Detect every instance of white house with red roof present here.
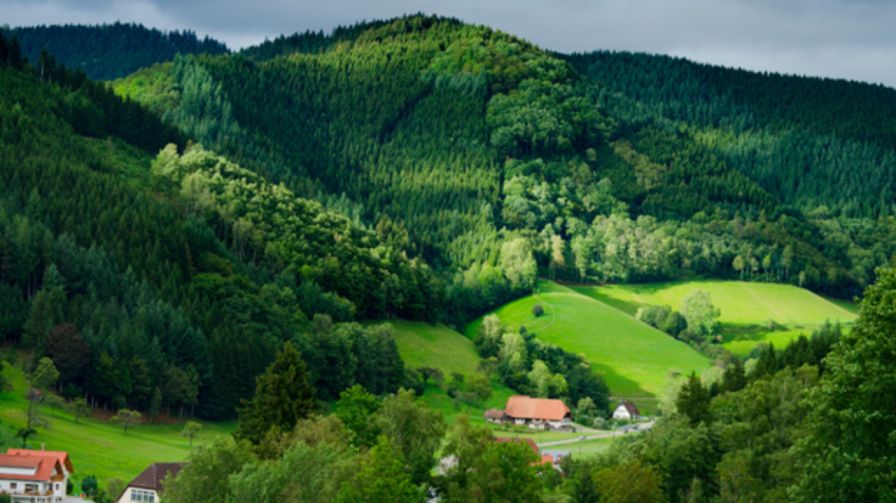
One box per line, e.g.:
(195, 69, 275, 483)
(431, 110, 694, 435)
(0, 448, 73, 502)
(492, 395, 572, 430)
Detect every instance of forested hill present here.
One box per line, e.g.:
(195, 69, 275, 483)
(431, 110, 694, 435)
(0, 31, 437, 419)
(566, 51, 896, 218)
(113, 14, 896, 305)
(2, 14, 896, 421)
(5, 23, 228, 80)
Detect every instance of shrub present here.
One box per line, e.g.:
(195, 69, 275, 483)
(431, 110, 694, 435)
(532, 304, 544, 317)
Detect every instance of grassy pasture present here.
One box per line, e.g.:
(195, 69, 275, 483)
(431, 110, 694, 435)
(572, 280, 857, 356)
(388, 320, 517, 423)
(466, 281, 709, 408)
(0, 362, 233, 489)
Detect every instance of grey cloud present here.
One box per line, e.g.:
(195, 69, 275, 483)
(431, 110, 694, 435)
(2, 0, 894, 87)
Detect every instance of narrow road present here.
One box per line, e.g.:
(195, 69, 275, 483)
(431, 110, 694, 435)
(536, 421, 655, 448)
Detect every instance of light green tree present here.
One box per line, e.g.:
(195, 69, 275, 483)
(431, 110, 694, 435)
(680, 290, 720, 337)
(112, 409, 142, 434)
(376, 389, 445, 484)
(181, 421, 203, 447)
(499, 238, 537, 290)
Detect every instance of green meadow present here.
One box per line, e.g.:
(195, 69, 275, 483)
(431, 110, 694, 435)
(389, 320, 517, 424)
(466, 281, 709, 408)
(573, 280, 858, 356)
(0, 362, 233, 489)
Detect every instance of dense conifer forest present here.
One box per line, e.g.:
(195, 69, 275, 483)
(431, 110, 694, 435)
(5, 22, 228, 80)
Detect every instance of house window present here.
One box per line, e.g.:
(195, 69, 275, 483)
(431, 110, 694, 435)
(10, 482, 16, 489)
(131, 488, 156, 502)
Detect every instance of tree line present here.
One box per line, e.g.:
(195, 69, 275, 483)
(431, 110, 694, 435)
(6, 22, 228, 80)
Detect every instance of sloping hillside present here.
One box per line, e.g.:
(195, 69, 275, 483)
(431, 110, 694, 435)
(111, 15, 896, 305)
(575, 280, 857, 356)
(0, 35, 436, 420)
(389, 320, 515, 422)
(467, 282, 709, 403)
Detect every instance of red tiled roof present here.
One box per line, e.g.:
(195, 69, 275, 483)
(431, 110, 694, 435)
(504, 395, 570, 421)
(0, 453, 63, 481)
(7, 449, 74, 474)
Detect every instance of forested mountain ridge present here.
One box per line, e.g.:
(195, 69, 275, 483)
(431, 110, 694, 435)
(5, 22, 228, 80)
(114, 14, 896, 303)
(0, 32, 437, 419)
(567, 51, 896, 218)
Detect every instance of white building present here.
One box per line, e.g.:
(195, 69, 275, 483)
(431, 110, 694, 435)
(117, 463, 183, 503)
(612, 401, 641, 421)
(0, 448, 73, 503)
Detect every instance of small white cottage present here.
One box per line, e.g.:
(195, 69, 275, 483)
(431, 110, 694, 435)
(612, 401, 640, 420)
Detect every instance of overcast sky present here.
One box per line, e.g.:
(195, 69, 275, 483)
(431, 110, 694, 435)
(3, 0, 895, 87)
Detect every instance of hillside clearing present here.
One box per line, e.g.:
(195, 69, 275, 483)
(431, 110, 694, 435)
(466, 281, 709, 407)
(388, 320, 517, 423)
(573, 280, 858, 356)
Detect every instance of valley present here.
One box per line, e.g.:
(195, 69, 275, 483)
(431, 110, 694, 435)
(0, 12, 893, 501)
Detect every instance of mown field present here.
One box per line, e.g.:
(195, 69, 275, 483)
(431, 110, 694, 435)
(465, 282, 709, 410)
(0, 362, 233, 490)
(389, 320, 517, 423)
(573, 280, 858, 356)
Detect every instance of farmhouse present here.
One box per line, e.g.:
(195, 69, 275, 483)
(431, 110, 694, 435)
(500, 395, 571, 430)
(612, 401, 640, 420)
(0, 448, 74, 502)
(117, 462, 184, 503)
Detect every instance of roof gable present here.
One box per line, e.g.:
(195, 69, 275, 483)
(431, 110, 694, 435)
(127, 462, 185, 492)
(615, 401, 640, 416)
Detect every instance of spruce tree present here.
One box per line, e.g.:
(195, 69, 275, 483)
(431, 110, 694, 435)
(235, 342, 316, 445)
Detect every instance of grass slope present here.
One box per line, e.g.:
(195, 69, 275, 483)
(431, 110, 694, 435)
(391, 321, 484, 377)
(388, 321, 516, 424)
(573, 280, 858, 356)
(0, 363, 233, 488)
(466, 282, 709, 407)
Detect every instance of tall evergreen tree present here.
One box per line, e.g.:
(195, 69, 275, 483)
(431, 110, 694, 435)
(235, 342, 316, 445)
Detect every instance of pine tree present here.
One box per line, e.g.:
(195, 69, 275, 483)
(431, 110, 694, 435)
(235, 342, 316, 445)
(676, 372, 711, 426)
